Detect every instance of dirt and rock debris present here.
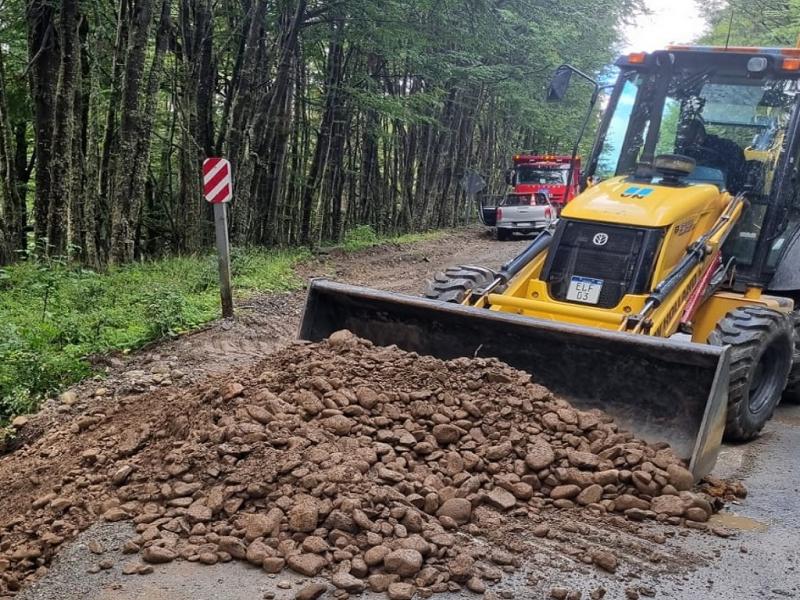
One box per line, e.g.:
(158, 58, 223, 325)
(0, 331, 744, 598)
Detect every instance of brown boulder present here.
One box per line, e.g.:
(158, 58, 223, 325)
(332, 571, 366, 593)
(591, 550, 618, 573)
(287, 553, 327, 576)
(321, 415, 355, 435)
(387, 582, 417, 600)
(667, 464, 694, 491)
(485, 487, 516, 510)
(436, 498, 472, 524)
(384, 549, 423, 577)
(567, 449, 600, 469)
(218, 536, 247, 560)
(614, 494, 650, 512)
(356, 386, 380, 409)
(142, 546, 177, 564)
(364, 545, 391, 566)
(525, 440, 555, 470)
(685, 507, 710, 522)
(245, 540, 272, 565)
(245, 508, 283, 541)
(550, 485, 581, 500)
(288, 499, 319, 532)
(447, 553, 475, 581)
(295, 583, 328, 600)
(186, 503, 212, 524)
(368, 573, 396, 593)
(594, 469, 619, 486)
(651, 495, 685, 517)
(432, 424, 462, 445)
(262, 557, 285, 573)
(485, 441, 513, 461)
(576, 484, 604, 506)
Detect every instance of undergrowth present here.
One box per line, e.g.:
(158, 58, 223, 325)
(341, 224, 444, 251)
(0, 248, 307, 422)
(0, 226, 447, 423)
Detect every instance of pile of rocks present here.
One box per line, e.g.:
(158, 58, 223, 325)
(0, 331, 727, 597)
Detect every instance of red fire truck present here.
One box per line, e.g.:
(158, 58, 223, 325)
(505, 154, 581, 208)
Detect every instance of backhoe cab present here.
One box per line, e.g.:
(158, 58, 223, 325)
(301, 46, 800, 478)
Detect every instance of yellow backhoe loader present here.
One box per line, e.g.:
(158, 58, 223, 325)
(301, 46, 800, 478)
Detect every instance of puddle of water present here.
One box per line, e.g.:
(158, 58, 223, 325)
(708, 513, 768, 531)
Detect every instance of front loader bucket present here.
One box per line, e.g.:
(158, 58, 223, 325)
(300, 280, 730, 479)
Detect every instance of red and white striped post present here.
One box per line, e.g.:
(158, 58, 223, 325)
(203, 158, 234, 318)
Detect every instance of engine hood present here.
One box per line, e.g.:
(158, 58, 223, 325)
(562, 177, 725, 227)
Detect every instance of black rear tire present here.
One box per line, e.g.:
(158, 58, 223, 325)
(708, 306, 793, 442)
(424, 265, 498, 303)
(781, 310, 800, 404)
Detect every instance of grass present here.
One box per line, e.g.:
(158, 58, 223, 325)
(341, 224, 445, 252)
(0, 225, 447, 422)
(0, 247, 308, 422)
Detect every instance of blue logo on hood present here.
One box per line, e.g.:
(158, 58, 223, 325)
(621, 186, 653, 199)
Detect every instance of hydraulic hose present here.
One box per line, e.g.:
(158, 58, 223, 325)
(647, 243, 707, 308)
(469, 230, 553, 305)
(498, 230, 553, 282)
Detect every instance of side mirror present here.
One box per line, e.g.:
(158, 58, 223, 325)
(504, 168, 515, 186)
(547, 66, 573, 102)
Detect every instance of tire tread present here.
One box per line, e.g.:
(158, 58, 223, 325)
(709, 306, 793, 441)
(424, 265, 498, 303)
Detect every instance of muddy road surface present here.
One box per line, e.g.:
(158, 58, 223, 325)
(7, 228, 800, 599)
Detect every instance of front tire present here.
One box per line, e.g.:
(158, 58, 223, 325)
(781, 310, 800, 404)
(709, 307, 794, 442)
(424, 265, 497, 303)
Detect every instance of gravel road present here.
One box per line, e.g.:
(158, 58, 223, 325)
(10, 227, 800, 599)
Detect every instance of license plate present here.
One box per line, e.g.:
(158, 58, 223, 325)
(516, 222, 532, 227)
(566, 276, 603, 304)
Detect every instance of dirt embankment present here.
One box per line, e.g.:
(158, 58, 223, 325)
(0, 332, 742, 599)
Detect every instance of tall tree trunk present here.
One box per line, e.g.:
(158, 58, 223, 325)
(176, 0, 213, 254)
(46, 0, 80, 256)
(224, 0, 268, 244)
(83, 68, 102, 269)
(96, 0, 129, 261)
(109, 0, 155, 263)
(27, 0, 59, 249)
(258, 0, 306, 245)
(300, 21, 344, 245)
(67, 15, 90, 258)
(128, 0, 172, 259)
(0, 49, 24, 263)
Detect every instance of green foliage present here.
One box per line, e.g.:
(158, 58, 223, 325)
(701, 1, 797, 47)
(0, 248, 307, 423)
(341, 225, 444, 251)
(342, 225, 381, 251)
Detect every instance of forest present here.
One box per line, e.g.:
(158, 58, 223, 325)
(0, 0, 639, 267)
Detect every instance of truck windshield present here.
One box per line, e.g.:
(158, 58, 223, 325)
(594, 66, 799, 197)
(516, 167, 566, 184)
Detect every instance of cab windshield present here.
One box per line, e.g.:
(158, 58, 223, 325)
(595, 67, 799, 197)
(590, 54, 800, 272)
(516, 166, 567, 184)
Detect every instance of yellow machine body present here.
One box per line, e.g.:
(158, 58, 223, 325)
(479, 177, 792, 340)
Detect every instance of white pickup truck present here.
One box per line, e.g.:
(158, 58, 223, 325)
(493, 191, 556, 240)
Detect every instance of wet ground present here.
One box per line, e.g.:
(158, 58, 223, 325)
(11, 227, 800, 599)
(17, 405, 799, 600)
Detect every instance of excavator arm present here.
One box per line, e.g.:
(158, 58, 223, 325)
(625, 193, 745, 336)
